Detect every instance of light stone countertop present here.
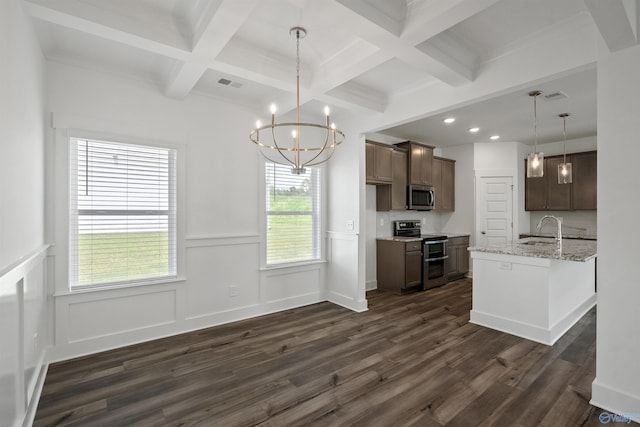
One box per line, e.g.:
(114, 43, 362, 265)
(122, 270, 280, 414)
(376, 236, 423, 242)
(377, 232, 470, 242)
(468, 237, 597, 262)
(520, 232, 597, 241)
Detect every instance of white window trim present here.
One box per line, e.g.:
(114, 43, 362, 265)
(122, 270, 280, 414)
(259, 158, 327, 270)
(60, 128, 186, 292)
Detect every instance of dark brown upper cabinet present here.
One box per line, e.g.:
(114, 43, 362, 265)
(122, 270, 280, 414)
(525, 151, 596, 211)
(366, 141, 393, 184)
(395, 141, 434, 186)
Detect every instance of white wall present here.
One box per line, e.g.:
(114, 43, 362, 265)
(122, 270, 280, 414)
(47, 61, 328, 361)
(0, 1, 48, 426)
(473, 142, 529, 243)
(326, 127, 367, 311)
(591, 42, 640, 420)
(440, 144, 475, 242)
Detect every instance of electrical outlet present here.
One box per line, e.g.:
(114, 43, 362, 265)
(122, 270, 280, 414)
(500, 262, 512, 270)
(379, 218, 385, 227)
(229, 286, 238, 297)
(346, 220, 354, 230)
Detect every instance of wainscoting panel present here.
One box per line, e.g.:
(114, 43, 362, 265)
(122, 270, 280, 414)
(0, 246, 49, 427)
(67, 290, 177, 343)
(261, 264, 324, 304)
(185, 241, 261, 318)
(326, 232, 367, 312)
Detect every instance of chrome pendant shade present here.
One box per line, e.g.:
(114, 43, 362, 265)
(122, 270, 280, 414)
(250, 27, 345, 174)
(557, 113, 573, 184)
(527, 90, 544, 178)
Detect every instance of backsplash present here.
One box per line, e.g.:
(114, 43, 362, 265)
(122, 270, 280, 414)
(375, 210, 442, 237)
(529, 211, 597, 237)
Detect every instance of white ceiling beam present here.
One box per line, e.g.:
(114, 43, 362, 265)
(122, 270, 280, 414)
(325, 0, 497, 88)
(402, 0, 503, 45)
(335, 0, 406, 37)
(23, 0, 190, 60)
(164, 0, 260, 99)
(585, 0, 638, 52)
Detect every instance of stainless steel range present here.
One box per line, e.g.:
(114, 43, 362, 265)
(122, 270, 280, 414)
(393, 220, 449, 290)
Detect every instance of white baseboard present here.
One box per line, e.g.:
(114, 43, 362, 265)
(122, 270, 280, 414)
(591, 379, 640, 424)
(23, 356, 49, 427)
(470, 310, 553, 345)
(365, 280, 377, 291)
(470, 294, 596, 346)
(49, 293, 325, 362)
(327, 290, 368, 312)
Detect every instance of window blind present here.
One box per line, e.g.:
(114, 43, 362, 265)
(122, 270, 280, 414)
(265, 162, 321, 265)
(69, 138, 177, 288)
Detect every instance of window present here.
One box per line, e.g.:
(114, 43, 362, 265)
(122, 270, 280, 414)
(265, 162, 321, 265)
(69, 138, 177, 288)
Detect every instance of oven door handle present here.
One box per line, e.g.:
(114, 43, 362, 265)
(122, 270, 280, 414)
(424, 239, 448, 245)
(425, 255, 449, 262)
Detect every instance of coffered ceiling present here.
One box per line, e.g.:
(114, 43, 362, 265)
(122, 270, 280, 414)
(24, 0, 638, 146)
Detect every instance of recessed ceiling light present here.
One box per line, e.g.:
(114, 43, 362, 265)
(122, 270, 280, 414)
(490, 135, 500, 140)
(469, 127, 480, 133)
(443, 117, 455, 124)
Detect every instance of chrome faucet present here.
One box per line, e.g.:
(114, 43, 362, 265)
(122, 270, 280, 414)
(536, 215, 563, 249)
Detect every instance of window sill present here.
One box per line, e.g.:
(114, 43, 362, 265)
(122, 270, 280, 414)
(55, 276, 186, 297)
(260, 259, 327, 272)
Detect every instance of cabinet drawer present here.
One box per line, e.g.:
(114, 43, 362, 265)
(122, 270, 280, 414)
(448, 236, 469, 246)
(405, 241, 422, 252)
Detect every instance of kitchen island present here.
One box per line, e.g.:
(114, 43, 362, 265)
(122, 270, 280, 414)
(468, 237, 596, 345)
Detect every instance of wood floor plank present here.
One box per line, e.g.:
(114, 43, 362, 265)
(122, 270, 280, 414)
(34, 279, 612, 426)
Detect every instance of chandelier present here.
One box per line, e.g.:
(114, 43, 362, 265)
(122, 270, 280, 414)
(250, 27, 345, 175)
(527, 90, 544, 178)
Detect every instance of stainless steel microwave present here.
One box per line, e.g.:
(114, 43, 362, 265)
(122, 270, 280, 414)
(408, 185, 435, 210)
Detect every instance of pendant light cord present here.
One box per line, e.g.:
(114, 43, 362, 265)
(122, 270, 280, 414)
(295, 29, 301, 169)
(562, 116, 567, 163)
(533, 93, 538, 152)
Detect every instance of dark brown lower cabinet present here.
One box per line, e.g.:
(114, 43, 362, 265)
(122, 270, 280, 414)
(376, 240, 423, 293)
(446, 236, 469, 281)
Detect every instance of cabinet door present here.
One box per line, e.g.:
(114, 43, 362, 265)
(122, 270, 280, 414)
(366, 143, 393, 184)
(391, 150, 407, 210)
(366, 143, 376, 182)
(457, 245, 469, 274)
(375, 145, 393, 182)
(441, 160, 455, 211)
(432, 158, 443, 210)
(410, 145, 424, 185)
(546, 156, 571, 210)
(446, 244, 458, 276)
(405, 251, 422, 287)
(422, 146, 434, 185)
(572, 151, 597, 210)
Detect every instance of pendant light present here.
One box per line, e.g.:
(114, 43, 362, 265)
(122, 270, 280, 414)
(527, 90, 544, 178)
(557, 113, 573, 184)
(249, 27, 344, 175)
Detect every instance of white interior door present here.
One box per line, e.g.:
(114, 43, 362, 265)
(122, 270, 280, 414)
(476, 176, 514, 246)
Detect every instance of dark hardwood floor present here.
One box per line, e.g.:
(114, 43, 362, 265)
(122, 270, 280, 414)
(35, 278, 610, 426)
